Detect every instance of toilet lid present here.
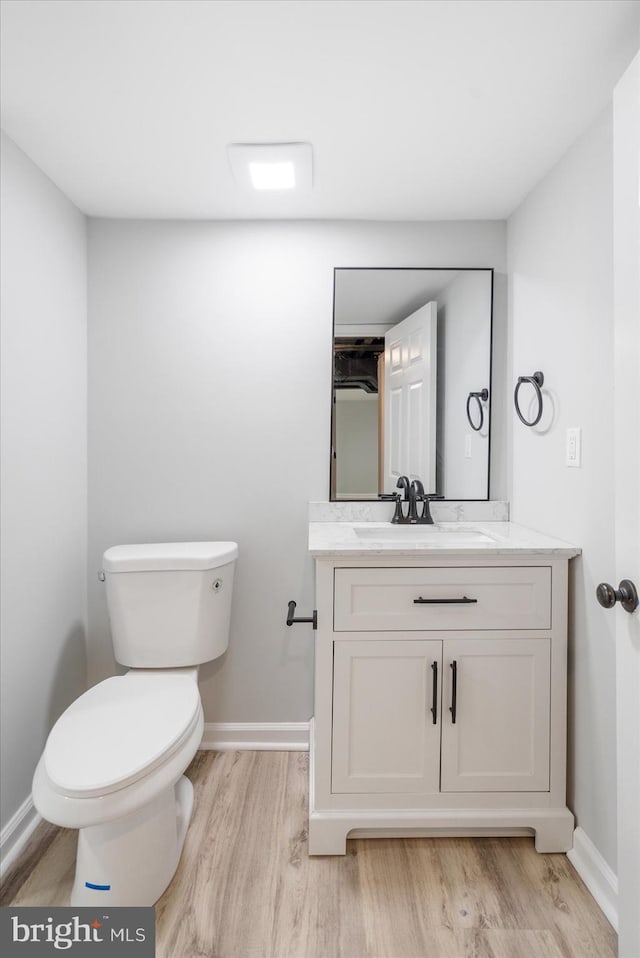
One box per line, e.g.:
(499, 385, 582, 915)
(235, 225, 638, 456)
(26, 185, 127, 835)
(44, 674, 201, 798)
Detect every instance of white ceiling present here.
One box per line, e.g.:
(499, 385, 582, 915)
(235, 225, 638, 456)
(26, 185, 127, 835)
(1, 0, 638, 220)
(335, 268, 466, 327)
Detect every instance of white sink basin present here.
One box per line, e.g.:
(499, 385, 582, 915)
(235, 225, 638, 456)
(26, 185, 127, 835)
(353, 524, 495, 545)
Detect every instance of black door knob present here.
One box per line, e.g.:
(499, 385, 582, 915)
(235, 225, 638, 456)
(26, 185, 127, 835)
(596, 580, 639, 614)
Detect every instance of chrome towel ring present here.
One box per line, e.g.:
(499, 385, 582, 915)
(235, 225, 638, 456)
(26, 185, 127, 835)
(466, 388, 489, 431)
(514, 371, 544, 426)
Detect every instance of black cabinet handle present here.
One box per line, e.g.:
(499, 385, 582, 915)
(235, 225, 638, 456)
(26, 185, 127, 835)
(430, 661, 438, 725)
(450, 661, 457, 724)
(414, 596, 478, 605)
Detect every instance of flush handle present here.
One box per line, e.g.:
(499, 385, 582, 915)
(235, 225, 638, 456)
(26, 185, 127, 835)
(596, 580, 638, 614)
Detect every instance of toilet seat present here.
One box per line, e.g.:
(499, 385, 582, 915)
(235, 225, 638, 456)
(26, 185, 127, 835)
(44, 673, 201, 798)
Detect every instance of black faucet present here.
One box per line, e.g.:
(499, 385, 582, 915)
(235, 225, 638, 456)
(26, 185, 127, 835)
(408, 478, 423, 522)
(411, 478, 435, 524)
(389, 476, 437, 524)
(396, 476, 410, 500)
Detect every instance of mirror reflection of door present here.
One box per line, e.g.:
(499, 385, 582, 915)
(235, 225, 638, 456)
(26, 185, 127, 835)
(331, 268, 492, 501)
(383, 301, 437, 494)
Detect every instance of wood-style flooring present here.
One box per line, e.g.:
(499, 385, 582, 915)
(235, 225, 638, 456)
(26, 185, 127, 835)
(1, 751, 617, 958)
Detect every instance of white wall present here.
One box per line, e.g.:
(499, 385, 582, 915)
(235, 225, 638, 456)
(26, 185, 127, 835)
(0, 133, 87, 832)
(87, 220, 506, 723)
(507, 108, 617, 870)
(438, 270, 492, 498)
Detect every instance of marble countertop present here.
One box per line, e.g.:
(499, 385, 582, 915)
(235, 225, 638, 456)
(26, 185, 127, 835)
(309, 521, 581, 558)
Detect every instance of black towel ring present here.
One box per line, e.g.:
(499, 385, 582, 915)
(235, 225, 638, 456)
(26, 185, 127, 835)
(514, 371, 544, 426)
(466, 388, 489, 431)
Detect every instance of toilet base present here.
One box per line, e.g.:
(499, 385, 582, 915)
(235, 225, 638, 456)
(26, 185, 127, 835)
(70, 775, 194, 907)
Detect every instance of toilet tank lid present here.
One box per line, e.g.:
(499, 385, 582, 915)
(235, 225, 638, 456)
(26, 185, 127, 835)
(103, 541, 238, 573)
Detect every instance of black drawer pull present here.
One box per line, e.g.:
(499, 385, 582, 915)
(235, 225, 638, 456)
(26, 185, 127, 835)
(413, 596, 478, 605)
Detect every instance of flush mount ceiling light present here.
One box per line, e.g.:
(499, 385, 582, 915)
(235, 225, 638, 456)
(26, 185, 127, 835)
(227, 142, 313, 192)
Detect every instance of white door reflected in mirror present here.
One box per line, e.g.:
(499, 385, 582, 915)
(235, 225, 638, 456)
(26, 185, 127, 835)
(384, 301, 437, 495)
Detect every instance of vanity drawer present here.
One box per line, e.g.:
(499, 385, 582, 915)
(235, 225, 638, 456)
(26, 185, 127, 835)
(333, 566, 551, 632)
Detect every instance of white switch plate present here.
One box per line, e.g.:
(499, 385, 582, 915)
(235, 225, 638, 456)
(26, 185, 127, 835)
(566, 427, 582, 467)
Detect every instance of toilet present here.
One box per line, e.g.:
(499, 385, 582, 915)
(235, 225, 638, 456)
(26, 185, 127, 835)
(32, 540, 238, 907)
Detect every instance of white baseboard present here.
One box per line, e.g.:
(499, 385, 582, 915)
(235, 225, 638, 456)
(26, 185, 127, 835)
(0, 794, 42, 880)
(567, 826, 618, 930)
(201, 722, 310, 751)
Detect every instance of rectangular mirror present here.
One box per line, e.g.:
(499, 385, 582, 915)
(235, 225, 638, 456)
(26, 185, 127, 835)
(331, 267, 493, 501)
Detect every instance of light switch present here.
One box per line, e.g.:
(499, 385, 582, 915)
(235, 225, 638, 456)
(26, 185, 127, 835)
(566, 427, 581, 467)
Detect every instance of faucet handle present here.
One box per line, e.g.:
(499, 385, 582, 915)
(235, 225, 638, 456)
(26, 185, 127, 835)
(419, 497, 435, 525)
(389, 492, 406, 524)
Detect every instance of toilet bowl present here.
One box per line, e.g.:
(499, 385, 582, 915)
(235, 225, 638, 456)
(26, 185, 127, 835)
(32, 541, 238, 906)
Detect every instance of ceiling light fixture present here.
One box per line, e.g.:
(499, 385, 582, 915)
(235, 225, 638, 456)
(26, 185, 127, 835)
(249, 161, 296, 190)
(227, 142, 312, 192)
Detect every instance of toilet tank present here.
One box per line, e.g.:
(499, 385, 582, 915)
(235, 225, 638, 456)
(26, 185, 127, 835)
(102, 542, 238, 668)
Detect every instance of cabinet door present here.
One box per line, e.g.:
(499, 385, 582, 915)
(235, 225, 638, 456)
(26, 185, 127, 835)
(332, 639, 442, 794)
(440, 639, 550, 792)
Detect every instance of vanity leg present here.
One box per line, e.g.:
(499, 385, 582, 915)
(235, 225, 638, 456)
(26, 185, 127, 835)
(308, 816, 348, 856)
(532, 809, 575, 853)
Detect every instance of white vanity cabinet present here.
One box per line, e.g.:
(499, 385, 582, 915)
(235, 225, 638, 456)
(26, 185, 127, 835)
(332, 635, 551, 796)
(308, 538, 578, 857)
